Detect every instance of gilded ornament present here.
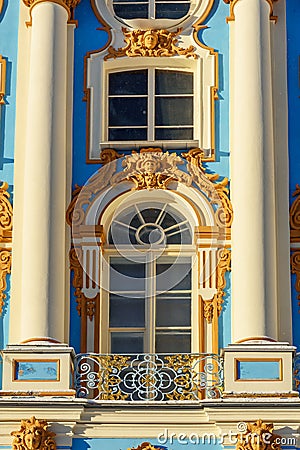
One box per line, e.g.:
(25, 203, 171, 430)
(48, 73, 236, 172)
(11, 416, 56, 450)
(0, 181, 13, 242)
(223, 0, 277, 22)
(129, 443, 164, 450)
(290, 250, 300, 313)
(99, 148, 124, 165)
(22, 0, 81, 10)
(290, 184, 300, 242)
(112, 150, 192, 189)
(104, 28, 197, 60)
(236, 420, 281, 450)
(183, 148, 233, 228)
(0, 248, 11, 316)
(69, 247, 95, 320)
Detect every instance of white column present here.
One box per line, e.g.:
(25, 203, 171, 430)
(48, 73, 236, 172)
(18, 1, 68, 342)
(230, 0, 278, 342)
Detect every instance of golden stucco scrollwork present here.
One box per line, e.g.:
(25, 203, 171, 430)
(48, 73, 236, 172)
(183, 148, 233, 229)
(236, 420, 281, 450)
(99, 148, 124, 165)
(291, 250, 300, 314)
(104, 28, 197, 60)
(202, 248, 231, 323)
(0, 181, 13, 242)
(112, 149, 192, 190)
(69, 247, 95, 320)
(0, 248, 11, 316)
(11, 416, 56, 450)
(223, 0, 277, 23)
(290, 184, 300, 242)
(22, 0, 80, 10)
(129, 443, 165, 450)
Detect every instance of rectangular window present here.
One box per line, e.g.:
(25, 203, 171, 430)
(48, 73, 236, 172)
(108, 68, 194, 142)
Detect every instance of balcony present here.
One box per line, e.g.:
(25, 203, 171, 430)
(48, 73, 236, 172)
(74, 353, 223, 401)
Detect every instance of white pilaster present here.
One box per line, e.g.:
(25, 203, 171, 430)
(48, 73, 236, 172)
(13, 0, 69, 342)
(229, 0, 278, 342)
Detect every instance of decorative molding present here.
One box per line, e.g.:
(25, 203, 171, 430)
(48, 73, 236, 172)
(104, 28, 197, 60)
(224, 0, 277, 23)
(290, 184, 300, 243)
(99, 148, 124, 165)
(22, 0, 81, 23)
(69, 247, 95, 320)
(0, 248, 11, 316)
(236, 420, 281, 450)
(291, 250, 300, 313)
(183, 148, 233, 228)
(11, 416, 56, 450)
(0, 182, 13, 242)
(203, 248, 231, 323)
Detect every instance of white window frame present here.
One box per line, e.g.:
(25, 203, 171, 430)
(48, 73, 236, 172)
(107, 67, 194, 143)
(112, 0, 191, 21)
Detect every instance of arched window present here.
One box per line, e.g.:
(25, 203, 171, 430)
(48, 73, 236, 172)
(100, 192, 197, 354)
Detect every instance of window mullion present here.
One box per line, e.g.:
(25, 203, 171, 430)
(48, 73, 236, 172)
(149, 0, 155, 19)
(148, 68, 155, 141)
(145, 252, 156, 353)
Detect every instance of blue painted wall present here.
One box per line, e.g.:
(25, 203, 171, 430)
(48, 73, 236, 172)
(286, 0, 300, 351)
(0, 0, 20, 383)
(72, 438, 225, 450)
(71, 0, 231, 351)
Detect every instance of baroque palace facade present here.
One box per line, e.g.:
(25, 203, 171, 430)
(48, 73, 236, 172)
(0, 0, 300, 448)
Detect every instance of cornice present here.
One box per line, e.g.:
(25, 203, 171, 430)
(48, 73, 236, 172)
(223, 0, 277, 23)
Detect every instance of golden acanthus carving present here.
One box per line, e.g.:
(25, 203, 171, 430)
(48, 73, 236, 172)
(223, 0, 277, 23)
(183, 148, 233, 229)
(11, 416, 56, 450)
(99, 148, 124, 165)
(202, 248, 231, 323)
(104, 28, 197, 60)
(236, 420, 281, 450)
(112, 149, 192, 189)
(129, 443, 164, 450)
(291, 250, 300, 313)
(69, 247, 95, 320)
(0, 182, 13, 242)
(0, 248, 11, 316)
(22, 0, 80, 11)
(290, 184, 300, 242)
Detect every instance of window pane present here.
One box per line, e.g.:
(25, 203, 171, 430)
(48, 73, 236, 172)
(156, 2, 190, 18)
(113, 3, 148, 18)
(109, 127, 147, 141)
(156, 296, 191, 327)
(110, 259, 145, 291)
(156, 70, 193, 95)
(111, 332, 144, 353)
(109, 70, 147, 96)
(110, 295, 145, 327)
(155, 331, 191, 353)
(155, 97, 193, 126)
(109, 97, 147, 126)
(156, 262, 191, 291)
(155, 127, 193, 140)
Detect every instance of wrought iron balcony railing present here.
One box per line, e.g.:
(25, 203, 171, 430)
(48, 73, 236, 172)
(74, 353, 223, 401)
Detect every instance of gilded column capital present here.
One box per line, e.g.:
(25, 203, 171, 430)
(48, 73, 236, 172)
(22, 0, 81, 19)
(224, 0, 277, 23)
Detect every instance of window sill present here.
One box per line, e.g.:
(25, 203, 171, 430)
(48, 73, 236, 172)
(100, 140, 205, 153)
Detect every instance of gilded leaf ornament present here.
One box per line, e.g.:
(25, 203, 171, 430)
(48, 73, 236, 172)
(291, 250, 300, 313)
(236, 420, 281, 450)
(129, 443, 165, 450)
(0, 181, 13, 242)
(11, 416, 56, 450)
(290, 184, 300, 242)
(99, 148, 124, 165)
(202, 248, 231, 323)
(104, 28, 197, 60)
(0, 248, 11, 316)
(22, 0, 81, 10)
(183, 148, 233, 228)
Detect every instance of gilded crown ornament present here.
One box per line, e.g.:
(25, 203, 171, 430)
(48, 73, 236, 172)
(104, 28, 197, 59)
(11, 417, 56, 450)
